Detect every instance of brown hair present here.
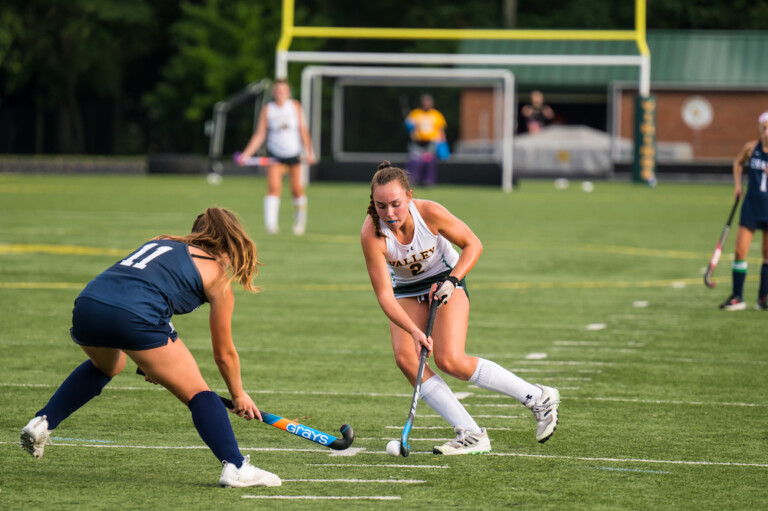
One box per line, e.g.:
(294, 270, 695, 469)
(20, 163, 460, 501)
(160, 207, 260, 293)
(367, 161, 412, 237)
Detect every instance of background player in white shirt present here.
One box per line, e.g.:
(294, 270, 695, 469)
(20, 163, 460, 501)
(238, 79, 315, 235)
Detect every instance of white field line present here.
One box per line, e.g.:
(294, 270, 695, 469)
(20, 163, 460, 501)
(472, 359, 614, 366)
(420, 414, 525, 419)
(361, 438, 452, 442)
(4, 383, 763, 407)
(8, 441, 762, 469)
(243, 496, 401, 501)
(306, 463, 449, 469)
(0, 441, 326, 453)
(283, 478, 424, 484)
(572, 397, 765, 407)
(550, 347, 639, 354)
(384, 426, 511, 431)
(329, 448, 366, 457)
(487, 452, 768, 469)
(0, 382, 412, 399)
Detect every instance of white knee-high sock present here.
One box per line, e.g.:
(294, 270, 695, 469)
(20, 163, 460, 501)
(469, 358, 542, 406)
(420, 373, 480, 433)
(292, 195, 307, 235)
(264, 195, 280, 233)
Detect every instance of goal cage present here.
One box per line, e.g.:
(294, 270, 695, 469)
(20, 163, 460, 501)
(275, 0, 653, 192)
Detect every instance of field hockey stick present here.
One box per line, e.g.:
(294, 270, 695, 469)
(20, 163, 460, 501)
(233, 151, 278, 167)
(136, 368, 354, 450)
(704, 195, 741, 288)
(399, 297, 440, 457)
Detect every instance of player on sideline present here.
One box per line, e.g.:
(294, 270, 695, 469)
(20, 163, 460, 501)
(361, 162, 560, 455)
(237, 78, 315, 236)
(20, 208, 281, 488)
(720, 112, 768, 311)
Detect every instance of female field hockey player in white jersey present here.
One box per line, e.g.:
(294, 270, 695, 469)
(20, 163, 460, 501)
(20, 208, 281, 488)
(361, 162, 560, 455)
(237, 78, 316, 235)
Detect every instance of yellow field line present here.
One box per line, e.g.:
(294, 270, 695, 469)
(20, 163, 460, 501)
(0, 243, 124, 257)
(4, 240, 755, 264)
(7, 277, 757, 293)
(0, 282, 83, 290)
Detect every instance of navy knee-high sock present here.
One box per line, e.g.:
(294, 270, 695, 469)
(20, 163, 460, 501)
(189, 391, 244, 467)
(759, 263, 768, 299)
(732, 260, 747, 298)
(36, 359, 111, 430)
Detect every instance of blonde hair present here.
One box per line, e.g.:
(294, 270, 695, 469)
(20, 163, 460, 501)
(160, 207, 260, 293)
(367, 161, 412, 238)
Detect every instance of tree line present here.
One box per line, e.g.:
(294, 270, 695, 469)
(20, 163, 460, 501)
(1, 0, 764, 155)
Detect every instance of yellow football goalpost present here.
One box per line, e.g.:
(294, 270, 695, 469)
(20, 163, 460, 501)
(275, 0, 653, 190)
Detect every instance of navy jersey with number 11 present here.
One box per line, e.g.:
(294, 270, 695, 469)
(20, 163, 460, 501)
(77, 240, 207, 325)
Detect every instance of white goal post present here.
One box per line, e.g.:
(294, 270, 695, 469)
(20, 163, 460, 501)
(300, 66, 516, 191)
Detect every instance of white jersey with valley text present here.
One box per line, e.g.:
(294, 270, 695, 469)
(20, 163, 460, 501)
(379, 201, 459, 288)
(265, 100, 301, 158)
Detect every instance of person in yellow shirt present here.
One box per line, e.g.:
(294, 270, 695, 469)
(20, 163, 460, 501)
(405, 94, 448, 186)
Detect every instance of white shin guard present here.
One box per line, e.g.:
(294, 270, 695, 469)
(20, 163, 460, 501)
(420, 374, 480, 433)
(292, 196, 307, 235)
(469, 358, 542, 406)
(264, 195, 280, 234)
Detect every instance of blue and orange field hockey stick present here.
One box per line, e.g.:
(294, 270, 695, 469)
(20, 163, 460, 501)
(136, 368, 354, 450)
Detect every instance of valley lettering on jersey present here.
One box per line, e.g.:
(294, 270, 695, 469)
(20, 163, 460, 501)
(388, 247, 434, 267)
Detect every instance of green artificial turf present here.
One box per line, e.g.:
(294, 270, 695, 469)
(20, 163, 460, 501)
(0, 173, 765, 510)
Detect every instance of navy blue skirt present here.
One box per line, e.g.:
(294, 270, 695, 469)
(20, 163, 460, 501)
(71, 297, 178, 350)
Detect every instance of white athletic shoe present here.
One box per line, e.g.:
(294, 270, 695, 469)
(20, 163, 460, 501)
(20, 415, 51, 459)
(219, 456, 282, 488)
(433, 427, 491, 455)
(527, 385, 560, 443)
(292, 221, 306, 236)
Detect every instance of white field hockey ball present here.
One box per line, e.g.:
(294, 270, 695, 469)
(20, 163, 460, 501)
(386, 440, 401, 457)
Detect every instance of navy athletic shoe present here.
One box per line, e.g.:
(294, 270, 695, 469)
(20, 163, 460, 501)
(757, 296, 768, 311)
(719, 295, 746, 311)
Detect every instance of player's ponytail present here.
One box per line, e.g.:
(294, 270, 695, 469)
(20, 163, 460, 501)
(367, 161, 412, 238)
(160, 207, 260, 293)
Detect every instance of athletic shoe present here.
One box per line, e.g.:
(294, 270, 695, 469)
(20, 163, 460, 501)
(527, 385, 560, 443)
(432, 427, 491, 455)
(719, 295, 746, 311)
(219, 456, 282, 488)
(20, 415, 51, 459)
(292, 221, 306, 236)
(756, 296, 768, 311)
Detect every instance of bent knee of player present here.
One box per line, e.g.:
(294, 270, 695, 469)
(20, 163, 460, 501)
(433, 353, 473, 381)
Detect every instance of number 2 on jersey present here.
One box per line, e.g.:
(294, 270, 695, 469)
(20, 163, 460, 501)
(409, 262, 424, 275)
(120, 243, 173, 270)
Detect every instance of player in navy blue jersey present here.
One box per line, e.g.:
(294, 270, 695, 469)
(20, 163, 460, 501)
(720, 112, 768, 311)
(20, 208, 282, 488)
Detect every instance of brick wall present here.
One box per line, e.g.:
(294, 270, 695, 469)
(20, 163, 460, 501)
(619, 90, 768, 159)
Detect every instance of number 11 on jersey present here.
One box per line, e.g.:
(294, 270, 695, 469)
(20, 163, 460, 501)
(120, 243, 173, 270)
